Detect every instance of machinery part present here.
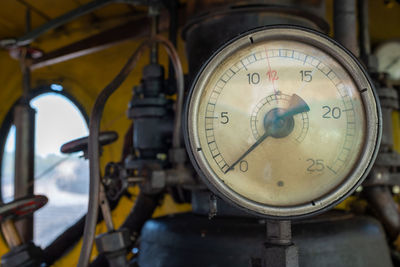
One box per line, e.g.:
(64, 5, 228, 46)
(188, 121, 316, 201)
(0, 195, 47, 249)
(103, 162, 128, 201)
(184, 26, 381, 218)
(363, 79, 400, 241)
(90, 192, 162, 267)
(126, 63, 174, 166)
(264, 220, 298, 267)
(61, 131, 119, 232)
(334, 0, 359, 56)
(266, 220, 292, 246)
(364, 168, 400, 186)
(191, 190, 251, 218)
(375, 41, 400, 81)
(364, 186, 400, 240)
(9, 47, 43, 61)
(140, 166, 195, 194)
(263, 244, 298, 267)
(95, 229, 132, 267)
(0, 0, 156, 48)
(60, 131, 118, 155)
(61, 131, 118, 232)
(377, 87, 398, 150)
(1, 241, 43, 267)
(43, 194, 123, 266)
(99, 183, 114, 232)
(138, 212, 393, 267)
(0, 195, 47, 222)
(358, 0, 377, 71)
(183, 3, 329, 79)
(119, 192, 162, 239)
(79, 35, 184, 267)
(1, 220, 22, 249)
(13, 103, 35, 242)
(0, 195, 47, 267)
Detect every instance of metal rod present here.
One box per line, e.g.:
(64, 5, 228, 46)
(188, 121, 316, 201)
(168, 0, 178, 83)
(150, 7, 159, 64)
(99, 184, 114, 231)
(264, 220, 298, 267)
(14, 7, 35, 243)
(266, 220, 292, 245)
(357, 0, 376, 70)
(13, 102, 35, 243)
(16, 0, 51, 21)
(29, 11, 172, 70)
(0, 0, 116, 47)
(364, 185, 400, 240)
(333, 0, 359, 56)
(358, 0, 371, 60)
(1, 220, 22, 249)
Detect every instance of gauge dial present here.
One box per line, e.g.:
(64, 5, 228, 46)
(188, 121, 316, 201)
(185, 27, 381, 218)
(375, 41, 400, 80)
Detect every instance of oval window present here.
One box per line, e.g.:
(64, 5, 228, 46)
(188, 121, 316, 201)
(1, 90, 89, 248)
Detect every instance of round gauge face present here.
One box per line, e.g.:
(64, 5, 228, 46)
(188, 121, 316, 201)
(375, 41, 400, 80)
(185, 27, 381, 218)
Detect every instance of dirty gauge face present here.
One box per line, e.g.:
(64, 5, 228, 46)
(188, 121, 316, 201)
(185, 27, 381, 218)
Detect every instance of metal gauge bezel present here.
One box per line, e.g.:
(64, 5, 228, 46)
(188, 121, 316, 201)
(184, 25, 381, 219)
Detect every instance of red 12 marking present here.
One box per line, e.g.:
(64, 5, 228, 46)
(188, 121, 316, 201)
(267, 70, 279, 82)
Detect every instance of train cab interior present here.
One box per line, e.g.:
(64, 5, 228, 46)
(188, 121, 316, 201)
(0, 0, 399, 266)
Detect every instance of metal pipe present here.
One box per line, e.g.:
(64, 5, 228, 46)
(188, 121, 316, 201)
(0, 0, 116, 48)
(99, 184, 114, 231)
(364, 186, 400, 240)
(168, 0, 178, 84)
(14, 8, 35, 243)
(358, 0, 371, 61)
(1, 219, 22, 249)
(266, 220, 292, 246)
(78, 35, 184, 267)
(13, 104, 35, 242)
(149, 8, 159, 64)
(333, 0, 359, 56)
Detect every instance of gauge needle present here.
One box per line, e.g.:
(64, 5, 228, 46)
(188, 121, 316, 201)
(384, 56, 400, 71)
(225, 94, 310, 173)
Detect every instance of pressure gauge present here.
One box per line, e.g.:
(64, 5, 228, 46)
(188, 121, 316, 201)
(375, 41, 400, 80)
(184, 26, 381, 218)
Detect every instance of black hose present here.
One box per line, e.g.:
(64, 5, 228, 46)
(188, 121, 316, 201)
(78, 36, 184, 267)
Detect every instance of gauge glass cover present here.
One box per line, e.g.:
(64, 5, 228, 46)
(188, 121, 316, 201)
(186, 27, 380, 218)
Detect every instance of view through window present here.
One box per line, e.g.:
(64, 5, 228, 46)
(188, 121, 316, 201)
(1, 91, 89, 247)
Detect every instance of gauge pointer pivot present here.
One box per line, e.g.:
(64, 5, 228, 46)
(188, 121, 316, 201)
(225, 94, 310, 173)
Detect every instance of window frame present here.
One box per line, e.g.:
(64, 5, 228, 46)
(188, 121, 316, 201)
(0, 84, 89, 202)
